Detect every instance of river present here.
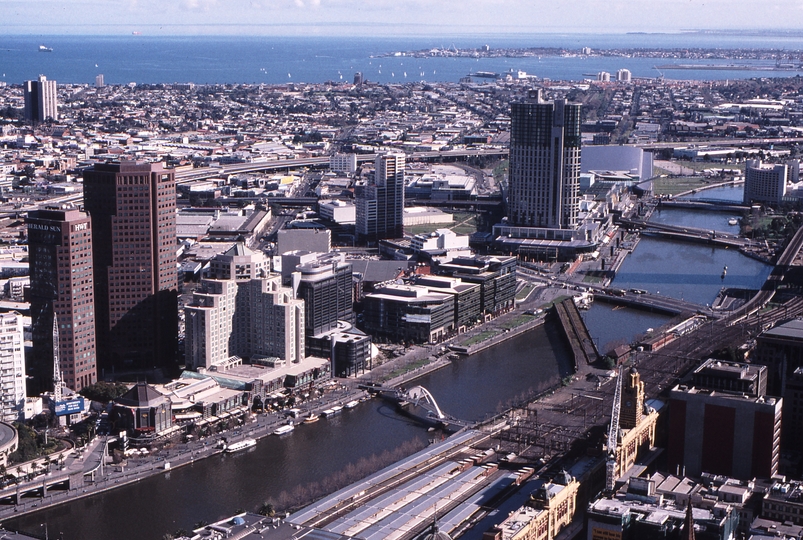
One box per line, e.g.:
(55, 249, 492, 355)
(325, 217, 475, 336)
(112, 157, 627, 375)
(4, 324, 572, 540)
(611, 237, 771, 305)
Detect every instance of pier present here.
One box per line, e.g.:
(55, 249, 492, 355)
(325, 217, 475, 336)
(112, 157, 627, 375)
(552, 298, 599, 369)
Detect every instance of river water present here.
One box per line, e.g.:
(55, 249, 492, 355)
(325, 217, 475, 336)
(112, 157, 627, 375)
(581, 303, 671, 355)
(611, 237, 771, 305)
(649, 207, 742, 235)
(681, 184, 744, 203)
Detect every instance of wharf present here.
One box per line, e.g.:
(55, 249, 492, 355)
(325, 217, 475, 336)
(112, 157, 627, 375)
(0, 386, 367, 521)
(449, 316, 545, 356)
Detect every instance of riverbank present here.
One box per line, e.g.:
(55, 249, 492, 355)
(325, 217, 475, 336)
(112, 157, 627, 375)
(0, 385, 366, 522)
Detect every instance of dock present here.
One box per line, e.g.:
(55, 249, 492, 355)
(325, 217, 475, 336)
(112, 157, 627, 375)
(552, 298, 599, 370)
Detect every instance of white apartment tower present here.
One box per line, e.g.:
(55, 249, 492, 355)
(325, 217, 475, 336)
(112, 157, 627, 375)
(0, 312, 26, 422)
(743, 159, 788, 205)
(185, 246, 304, 370)
(616, 69, 632, 82)
(24, 75, 58, 123)
(330, 153, 358, 174)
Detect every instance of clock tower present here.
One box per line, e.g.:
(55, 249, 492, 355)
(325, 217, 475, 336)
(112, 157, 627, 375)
(620, 367, 644, 429)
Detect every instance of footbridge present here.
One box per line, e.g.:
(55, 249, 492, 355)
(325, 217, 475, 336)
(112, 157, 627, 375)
(360, 384, 472, 430)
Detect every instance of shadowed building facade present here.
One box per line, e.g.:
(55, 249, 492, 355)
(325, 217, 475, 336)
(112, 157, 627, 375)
(27, 206, 97, 392)
(507, 90, 581, 229)
(83, 161, 177, 373)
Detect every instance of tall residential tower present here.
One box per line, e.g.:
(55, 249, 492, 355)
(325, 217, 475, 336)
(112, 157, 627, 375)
(507, 91, 581, 229)
(356, 152, 405, 242)
(83, 161, 178, 372)
(24, 75, 58, 123)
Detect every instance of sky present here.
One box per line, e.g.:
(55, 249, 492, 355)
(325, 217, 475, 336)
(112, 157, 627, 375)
(2, 0, 803, 36)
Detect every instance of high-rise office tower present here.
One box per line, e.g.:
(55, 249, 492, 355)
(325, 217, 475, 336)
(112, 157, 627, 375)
(83, 161, 177, 372)
(24, 75, 58, 123)
(0, 312, 26, 422)
(95, 74, 105, 88)
(356, 152, 405, 242)
(290, 252, 354, 339)
(27, 205, 97, 392)
(508, 90, 581, 229)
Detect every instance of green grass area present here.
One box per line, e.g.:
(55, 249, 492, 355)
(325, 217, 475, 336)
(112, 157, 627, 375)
(582, 273, 607, 284)
(382, 358, 431, 381)
(651, 176, 711, 196)
(493, 160, 509, 186)
(499, 313, 535, 330)
(461, 329, 501, 347)
(515, 283, 535, 301)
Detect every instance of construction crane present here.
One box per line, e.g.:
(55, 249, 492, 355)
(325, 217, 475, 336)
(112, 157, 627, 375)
(605, 365, 624, 493)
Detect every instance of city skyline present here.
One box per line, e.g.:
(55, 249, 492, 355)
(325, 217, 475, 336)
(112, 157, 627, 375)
(3, 0, 803, 35)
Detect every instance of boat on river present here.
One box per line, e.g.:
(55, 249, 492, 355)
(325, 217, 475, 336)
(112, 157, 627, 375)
(345, 400, 359, 409)
(273, 424, 295, 436)
(304, 413, 320, 424)
(224, 439, 256, 453)
(322, 405, 343, 417)
(728, 218, 738, 226)
(39, 45, 53, 52)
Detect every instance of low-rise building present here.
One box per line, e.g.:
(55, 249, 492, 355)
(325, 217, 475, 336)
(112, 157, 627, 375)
(484, 472, 579, 540)
(363, 284, 455, 344)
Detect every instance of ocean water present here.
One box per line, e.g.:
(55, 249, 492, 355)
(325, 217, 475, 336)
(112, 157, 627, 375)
(2, 33, 803, 86)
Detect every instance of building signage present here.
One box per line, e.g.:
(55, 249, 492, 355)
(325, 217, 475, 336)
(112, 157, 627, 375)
(53, 397, 85, 416)
(28, 223, 61, 232)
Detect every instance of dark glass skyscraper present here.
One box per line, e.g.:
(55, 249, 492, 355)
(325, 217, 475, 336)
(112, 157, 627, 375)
(27, 206, 97, 392)
(508, 91, 581, 229)
(83, 161, 178, 372)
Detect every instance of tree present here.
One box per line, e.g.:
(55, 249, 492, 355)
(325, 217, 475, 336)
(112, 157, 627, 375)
(79, 381, 130, 403)
(258, 502, 276, 517)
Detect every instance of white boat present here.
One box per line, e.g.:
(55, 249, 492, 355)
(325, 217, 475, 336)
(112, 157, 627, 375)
(39, 45, 53, 52)
(322, 406, 343, 417)
(273, 424, 295, 436)
(728, 218, 738, 226)
(225, 438, 256, 453)
(345, 400, 359, 409)
(304, 413, 320, 424)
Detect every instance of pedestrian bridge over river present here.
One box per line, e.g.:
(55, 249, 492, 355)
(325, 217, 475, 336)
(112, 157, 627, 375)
(360, 384, 472, 430)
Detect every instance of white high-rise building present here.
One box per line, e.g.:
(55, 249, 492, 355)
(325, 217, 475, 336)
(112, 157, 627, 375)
(616, 69, 632, 82)
(0, 312, 26, 422)
(95, 74, 104, 88)
(356, 152, 405, 242)
(744, 159, 788, 205)
(24, 75, 58, 123)
(329, 153, 358, 174)
(597, 71, 611, 82)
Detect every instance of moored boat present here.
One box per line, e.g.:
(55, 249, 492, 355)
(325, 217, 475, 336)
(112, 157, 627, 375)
(304, 413, 320, 424)
(224, 438, 256, 453)
(273, 424, 295, 436)
(345, 400, 359, 409)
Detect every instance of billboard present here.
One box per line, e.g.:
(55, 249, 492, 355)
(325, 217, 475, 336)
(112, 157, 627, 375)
(53, 397, 85, 416)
